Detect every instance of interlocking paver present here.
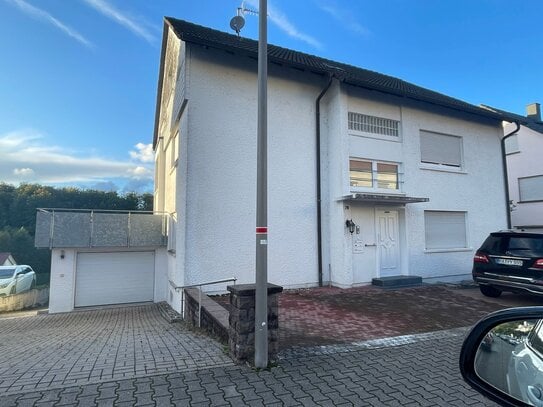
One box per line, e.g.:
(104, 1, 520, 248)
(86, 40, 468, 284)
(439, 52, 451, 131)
(0, 304, 233, 395)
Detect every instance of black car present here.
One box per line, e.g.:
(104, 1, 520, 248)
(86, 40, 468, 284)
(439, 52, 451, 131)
(472, 231, 543, 297)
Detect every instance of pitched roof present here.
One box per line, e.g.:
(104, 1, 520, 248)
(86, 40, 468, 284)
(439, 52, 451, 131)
(163, 17, 511, 124)
(0, 253, 14, 264)
(480, 104, 543, 134)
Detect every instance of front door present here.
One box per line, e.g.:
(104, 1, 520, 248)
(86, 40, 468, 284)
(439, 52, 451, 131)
(376, 210, 401, 277)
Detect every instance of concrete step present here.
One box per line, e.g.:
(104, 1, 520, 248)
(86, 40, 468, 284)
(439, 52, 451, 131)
(372, 275, 423, 288)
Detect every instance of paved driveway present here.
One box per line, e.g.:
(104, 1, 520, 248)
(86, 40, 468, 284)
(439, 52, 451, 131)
(279, 284, 543, 348)
(0, 304, 233, 395)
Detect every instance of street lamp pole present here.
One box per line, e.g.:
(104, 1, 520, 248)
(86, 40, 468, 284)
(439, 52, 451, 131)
(254, 0, 268, 369)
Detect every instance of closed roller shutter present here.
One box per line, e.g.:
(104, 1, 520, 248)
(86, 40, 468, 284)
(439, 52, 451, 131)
(75, 251, 154, 307)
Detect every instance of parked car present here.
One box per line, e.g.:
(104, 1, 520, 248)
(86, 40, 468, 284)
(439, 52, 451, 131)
(506, 319, 543, 405)
(0, 265, 36, 296)
(472, 230, 543, 298)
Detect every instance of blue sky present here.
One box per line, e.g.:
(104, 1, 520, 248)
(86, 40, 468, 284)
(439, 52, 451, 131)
(1, 0, 542, 193)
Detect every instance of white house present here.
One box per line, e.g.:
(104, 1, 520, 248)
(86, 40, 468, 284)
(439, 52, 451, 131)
(152, 18, 511, 312)
(37, 18, 512, 314)
(483, 103, 543, 232)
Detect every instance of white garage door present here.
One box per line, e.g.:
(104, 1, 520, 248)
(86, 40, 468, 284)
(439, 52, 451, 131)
(75, 251, 155, 307)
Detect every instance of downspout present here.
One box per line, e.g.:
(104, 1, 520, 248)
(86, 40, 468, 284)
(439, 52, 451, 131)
(501, 121, 520, 229)
(316, 74, 334, 286)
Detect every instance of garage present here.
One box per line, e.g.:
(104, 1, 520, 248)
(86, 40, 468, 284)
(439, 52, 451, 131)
(75, 251, 155, 307)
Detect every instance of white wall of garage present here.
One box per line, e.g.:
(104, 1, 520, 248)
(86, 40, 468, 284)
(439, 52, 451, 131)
(49, 248, 167, 313)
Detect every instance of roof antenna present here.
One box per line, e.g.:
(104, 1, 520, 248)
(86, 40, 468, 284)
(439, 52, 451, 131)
(230, 1, 258, 37)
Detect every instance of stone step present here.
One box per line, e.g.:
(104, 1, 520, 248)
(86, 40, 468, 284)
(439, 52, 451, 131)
(372, 275, 423, 288)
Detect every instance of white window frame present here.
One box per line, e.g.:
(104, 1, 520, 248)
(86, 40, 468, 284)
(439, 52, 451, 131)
(420, 130, 464, 173)
(424, 210, 470, 252)
(348, 111, 401, 142)
(349, 158, 402, 193)
(519, 175, 543, 202)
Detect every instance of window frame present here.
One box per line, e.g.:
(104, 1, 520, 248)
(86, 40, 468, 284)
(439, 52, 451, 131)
(349, 158, 401, 193)
(419, 130, 465, 173)
(348, 111, 401, 142)
(424, 210, 470, 252)
(518, 175, 543, 203)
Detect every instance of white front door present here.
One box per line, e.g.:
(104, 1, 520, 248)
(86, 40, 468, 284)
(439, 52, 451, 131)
(376, 210, 401, 277)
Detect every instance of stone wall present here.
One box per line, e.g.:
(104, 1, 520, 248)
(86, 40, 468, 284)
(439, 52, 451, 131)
(227, 283, 283, 365)
(0, 287, 49, 313)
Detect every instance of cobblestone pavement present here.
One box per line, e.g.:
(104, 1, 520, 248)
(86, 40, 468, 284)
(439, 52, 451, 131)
(1, 327, 498, 406)
(279, 285, 541, 348)
(0, 304, 233, 395)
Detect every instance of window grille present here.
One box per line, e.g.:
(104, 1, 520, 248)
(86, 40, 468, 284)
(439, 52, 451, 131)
(348, 112, 399, 137)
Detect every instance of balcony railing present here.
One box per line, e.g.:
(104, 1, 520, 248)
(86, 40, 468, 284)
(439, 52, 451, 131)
(35, 208, 168, 249)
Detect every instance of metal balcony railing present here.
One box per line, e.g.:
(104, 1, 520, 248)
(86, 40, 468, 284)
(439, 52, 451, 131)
(35, 208, 168, 249)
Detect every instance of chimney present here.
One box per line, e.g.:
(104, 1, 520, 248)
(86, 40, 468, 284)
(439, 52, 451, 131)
(526, 103, 541, 122)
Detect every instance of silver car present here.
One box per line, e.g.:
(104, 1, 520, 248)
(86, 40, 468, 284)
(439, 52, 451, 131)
(0, 265, 37, 296)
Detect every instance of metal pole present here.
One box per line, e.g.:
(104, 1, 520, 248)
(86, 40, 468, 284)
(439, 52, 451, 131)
(254, 0, 268, 369)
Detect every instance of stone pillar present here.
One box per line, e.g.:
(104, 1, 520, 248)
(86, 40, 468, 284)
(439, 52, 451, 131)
(227, 283, 283, 365)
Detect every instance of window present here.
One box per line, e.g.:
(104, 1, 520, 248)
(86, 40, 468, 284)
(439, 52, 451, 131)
(519, 175, 543, 202)
(504, 134, 519, 155)
(420, 131, 463, 169)
(350, 159, 399, 190)
(170, 131, 179, 168)
(348, 112, 399, 138)
(167, 215, 176, 253)
(424, 211, 467, 250)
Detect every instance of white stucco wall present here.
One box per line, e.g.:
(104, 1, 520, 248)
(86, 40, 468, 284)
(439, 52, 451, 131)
(48, 248, 167, 313)
(182, 45, 322, 291)
(506, 123, 543, 229)
(324, 87, 506, 284)
(167, 40, 506, 291)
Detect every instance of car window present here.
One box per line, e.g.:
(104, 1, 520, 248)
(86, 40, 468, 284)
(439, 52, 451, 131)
(528, 321, 543, 356)
(0, 269, 15, 278)
(483, 235, 543, 257)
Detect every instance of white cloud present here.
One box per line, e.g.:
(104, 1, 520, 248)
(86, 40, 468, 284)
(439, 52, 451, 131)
(13, 168, 35, 177)
(318, 3, 371, 37)
(5, 0, 93, 48)
(129, 143, 154, 163)
(82, 0, 157, 44)
(127, 166, 152, 178)
(245, 0, 322, 49)
(0, 129, 153, 187)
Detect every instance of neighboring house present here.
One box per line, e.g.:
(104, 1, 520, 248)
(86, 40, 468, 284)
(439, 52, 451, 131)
(36, 18, 512, 314)
(482, 103, 543, 232)
(0, 253, 17, 266)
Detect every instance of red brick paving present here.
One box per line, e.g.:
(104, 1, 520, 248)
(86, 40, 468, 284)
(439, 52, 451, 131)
(278, 285, 523, 349)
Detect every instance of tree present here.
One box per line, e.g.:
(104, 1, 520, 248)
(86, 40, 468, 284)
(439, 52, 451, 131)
(0, 183, 154, 277)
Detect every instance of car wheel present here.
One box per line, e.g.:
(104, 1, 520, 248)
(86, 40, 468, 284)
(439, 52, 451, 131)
(480, 285, 502, 298)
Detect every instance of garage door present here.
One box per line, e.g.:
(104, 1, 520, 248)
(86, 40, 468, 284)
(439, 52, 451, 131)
(75, 251, 155, 307)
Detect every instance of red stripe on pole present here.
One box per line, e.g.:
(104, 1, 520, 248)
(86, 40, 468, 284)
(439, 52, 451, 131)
(256, 227, 268, 234)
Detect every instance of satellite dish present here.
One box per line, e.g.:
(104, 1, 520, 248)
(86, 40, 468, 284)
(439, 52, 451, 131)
(230, 15, 245, 35)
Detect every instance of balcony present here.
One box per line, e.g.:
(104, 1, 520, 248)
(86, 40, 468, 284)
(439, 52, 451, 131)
(35, 209, 167, 249)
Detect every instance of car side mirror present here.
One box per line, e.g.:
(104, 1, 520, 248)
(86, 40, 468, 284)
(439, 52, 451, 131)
(460, 306, 543, 406)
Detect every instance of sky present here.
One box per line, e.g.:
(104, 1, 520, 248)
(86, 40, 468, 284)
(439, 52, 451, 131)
(1, 0, 542, 194)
